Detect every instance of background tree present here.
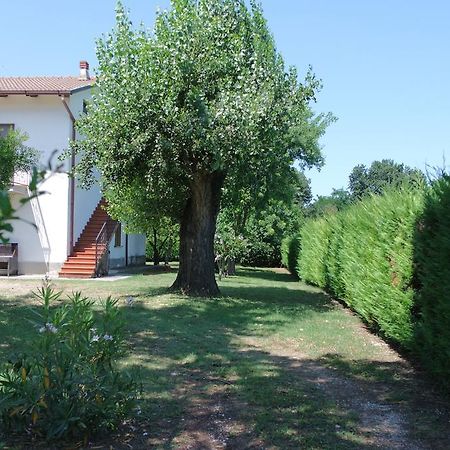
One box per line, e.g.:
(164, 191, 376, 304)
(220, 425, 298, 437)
(294, 170, 313, 211)
(103, 185, 179, 266)
(146, 217, 179, 266)
(238, 198, 303, 267)
(349, 159, 425, 200)
(217, 167, 313, 269)
(0, 131, 40, 242)
(307, 188, 352, 217)
(0, 130, 39, 191)
(214, 214, 247, 277)
(75, 0, 332, 295)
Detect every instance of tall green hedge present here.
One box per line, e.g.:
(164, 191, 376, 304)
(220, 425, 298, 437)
(297, 218, 332, 287)
(414, 175, 450, 388)
(324, 214, 346, 299)
(281, 234, 301, 277)
(284, 181, 450, 388)
(297, 189, 424, 346)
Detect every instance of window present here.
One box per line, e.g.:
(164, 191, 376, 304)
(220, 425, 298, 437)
(0, 124, 14, 137)
(114, 223, 122, 247)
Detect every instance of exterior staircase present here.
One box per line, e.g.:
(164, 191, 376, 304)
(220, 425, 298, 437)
(59, 199, 119, 279)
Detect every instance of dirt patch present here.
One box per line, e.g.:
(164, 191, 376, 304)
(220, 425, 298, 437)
(238, 335, 448, 450)
(158, 371, 258, 450)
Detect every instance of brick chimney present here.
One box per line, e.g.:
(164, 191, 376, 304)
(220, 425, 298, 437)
(79, 60, 90, 81)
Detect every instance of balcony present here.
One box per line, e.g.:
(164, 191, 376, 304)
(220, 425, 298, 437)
(9, 171, 30, 196)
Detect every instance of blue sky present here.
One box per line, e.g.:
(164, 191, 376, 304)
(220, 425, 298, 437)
(2, 0, 449, 196)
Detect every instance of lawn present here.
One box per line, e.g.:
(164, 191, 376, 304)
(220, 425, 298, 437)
(0, 267, 448, 449)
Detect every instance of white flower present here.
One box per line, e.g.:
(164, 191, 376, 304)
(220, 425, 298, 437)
(40, 322, 58, 334)
(103, 334, 113, 341)
(91, 335, 100, 343)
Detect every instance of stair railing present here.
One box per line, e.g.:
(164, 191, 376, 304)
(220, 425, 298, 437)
(27, 184, 51, 273)
(95, 219, 120, 277)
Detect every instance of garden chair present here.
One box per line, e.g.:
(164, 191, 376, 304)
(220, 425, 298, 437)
(0, 243, 18, 276)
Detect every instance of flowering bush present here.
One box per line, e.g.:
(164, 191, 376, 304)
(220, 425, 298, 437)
(0, 281, 138, 441)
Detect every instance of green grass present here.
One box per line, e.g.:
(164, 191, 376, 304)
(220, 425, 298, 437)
(0, 268, 448, 449)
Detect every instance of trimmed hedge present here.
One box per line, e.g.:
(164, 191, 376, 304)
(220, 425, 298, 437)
(298, 218, 332, 287)
(281, 234, 301, 277)
(284, 181, 450, 388)
(414, 175, 450, 387)
(297, 188, 424, 347)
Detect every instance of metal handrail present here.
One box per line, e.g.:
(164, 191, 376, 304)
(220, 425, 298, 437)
(12, 171, 30, 187)
(28, 188, 51, 272)
(95, 222, 108, 245)
(95, 222, 108, 277)
(94, 219, 119, 277)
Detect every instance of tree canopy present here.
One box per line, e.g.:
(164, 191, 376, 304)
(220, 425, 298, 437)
(217, 167, 312, 268)
(0, 130, 38, 191)
(349, 159, 425, 200)
(74, 0, 333, 295)
(307, 188, 352, 218)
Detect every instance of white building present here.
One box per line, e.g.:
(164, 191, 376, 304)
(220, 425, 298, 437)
(0, 61, 146, 277)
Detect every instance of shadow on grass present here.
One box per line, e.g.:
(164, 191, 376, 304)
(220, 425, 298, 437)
(1, 276, 449, 449)
(0, 294, 41, 362)
(142, 266, 178, 276)
(120, 294, 449, 448)
(235, 267, 297, 284)
(123, 302, 368, 449)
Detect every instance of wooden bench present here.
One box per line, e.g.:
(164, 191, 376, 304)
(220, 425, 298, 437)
(0, 243, 18, 276)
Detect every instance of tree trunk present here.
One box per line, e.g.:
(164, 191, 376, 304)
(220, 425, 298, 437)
(152, 228, 160, 265)
(171, 171, 224, 296)
(227, 258, 236, 276)
(153, 250, 160, 266)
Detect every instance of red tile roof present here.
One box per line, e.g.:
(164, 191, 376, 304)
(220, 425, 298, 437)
(0, 77, 95, 95)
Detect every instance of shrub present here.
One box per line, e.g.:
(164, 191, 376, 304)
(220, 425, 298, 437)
(239, 240, 281, 267)
(297, 217, 332, 287)
(414, 175, 450, 387)
(0, 282, 138, 441)
(281, 236, 290, 268)
(281, 234, 301, 277)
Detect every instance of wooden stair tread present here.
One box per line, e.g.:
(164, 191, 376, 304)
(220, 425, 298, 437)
(59, 198, 119, 279)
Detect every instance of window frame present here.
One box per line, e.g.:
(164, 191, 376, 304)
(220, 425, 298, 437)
(114, 223, 122, 248)
(0, 124, 15, 137)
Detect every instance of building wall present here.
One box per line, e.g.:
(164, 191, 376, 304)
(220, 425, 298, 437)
(127, 234, 147, 265)
(7, 194, 48, 274)
(0, 95, 72, 164)
(109, 230, 146, 269)
(1, 90, 146, 275)
(69, 89, 102, 245)
(0, 95, 72, 273)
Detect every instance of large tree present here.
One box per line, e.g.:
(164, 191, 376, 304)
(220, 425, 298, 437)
(74, 0, 331, 296)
